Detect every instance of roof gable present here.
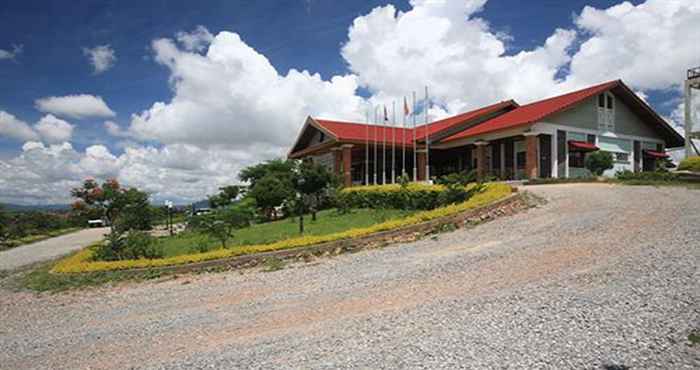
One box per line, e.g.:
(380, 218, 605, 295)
(442, 80, 620, 142)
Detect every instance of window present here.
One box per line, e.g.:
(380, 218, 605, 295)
(318, 132, 325, 143)
(614, 152, 629, 163)
(597, 92, 615, 132)
(568, 151, 585, 168)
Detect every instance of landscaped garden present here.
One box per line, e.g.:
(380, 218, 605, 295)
(37, 158, 514, 279)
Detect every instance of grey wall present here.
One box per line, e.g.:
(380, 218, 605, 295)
(547, 94, 661, 139)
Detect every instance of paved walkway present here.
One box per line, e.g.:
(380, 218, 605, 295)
(0, 227, 108, 271)
(1, 184, 698, 369)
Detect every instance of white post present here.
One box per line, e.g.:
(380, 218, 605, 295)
(373, 106, 378, 185)
(402, 98, 406, 177)
(382, 105, 387, 185)
(365, 107, 369, 185)
(424, 86, 430, 182)
(392, 101, 396, 184)
(686, 80, 693, 158)
(412, 91, 417, 182)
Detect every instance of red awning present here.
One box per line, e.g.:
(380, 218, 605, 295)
(643, 149, 669, 159)
(568, 140, 599, 152)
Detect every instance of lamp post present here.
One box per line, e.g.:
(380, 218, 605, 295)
(165, 200, 173, 236)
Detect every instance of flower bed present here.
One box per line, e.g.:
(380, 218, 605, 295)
(52, 183, 512, 274)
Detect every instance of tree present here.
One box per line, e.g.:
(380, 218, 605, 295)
(70, 178, 123, 229)
(208, 185, 241, 209)
(295, 161, 336, 222)
(193, 204, 254, 248)
(585, 151, 614, 176)
(113, 188, 153, 232)
(248, 174, 294, 221)
(239, 159, 296, 188)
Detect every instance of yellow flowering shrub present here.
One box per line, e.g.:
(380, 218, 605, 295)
(52, 183, 512, 274)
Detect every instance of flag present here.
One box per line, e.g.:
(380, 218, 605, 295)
(404, 97, 410, 116)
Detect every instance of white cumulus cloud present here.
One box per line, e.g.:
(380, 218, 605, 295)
(35, 94, 116, 119)
(128, 28, 364, 153)
(0, 44, 23, 61)
(34, 114, 74, 144)
(176, 25, 214, 52)
(82, 44, 117, 74)
(0, 111, 39, 141)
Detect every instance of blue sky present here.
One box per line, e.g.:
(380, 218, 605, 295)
(0, 0, 696, 204)
(0, 0, 648, 156)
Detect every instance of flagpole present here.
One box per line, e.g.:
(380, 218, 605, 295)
(374, 106, 378, 185)
(402, 97, 406, 177)
(365, 106, 369, 186)
(382, 105, 387, 185)
(425, 86, 430, 182)
(391, 101, 396, 184)
(412, 91, 417, 182)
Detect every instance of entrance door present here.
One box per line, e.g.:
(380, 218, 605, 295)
(539, 134, 552, 178)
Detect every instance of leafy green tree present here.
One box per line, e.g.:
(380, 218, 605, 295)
(239, 159, 296, 188)
(208, 185, 241, 208)
(295, 161, 336, 222)
(248, 174, 294, 221)
(193, 204, 254, 248)
(113, 188, 153, 232)
(585, 151, 614, 176)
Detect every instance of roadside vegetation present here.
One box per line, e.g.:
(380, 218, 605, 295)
(0, 206, 84, 251)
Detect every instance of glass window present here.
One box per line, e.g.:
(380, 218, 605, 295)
(569, 151, 585, 168)
(607, 95, 614, 109)
(598, 94, 605, 108)
(614, 152, 629, 163)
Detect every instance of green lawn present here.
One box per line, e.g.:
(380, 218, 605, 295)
(157, 208, 416, 258)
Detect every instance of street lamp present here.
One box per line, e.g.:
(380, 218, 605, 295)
(165, 200, 174, 236)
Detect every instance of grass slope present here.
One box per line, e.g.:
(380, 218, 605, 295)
(158, 208, 415, 258)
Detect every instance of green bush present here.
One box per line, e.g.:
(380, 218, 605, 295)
(435, 170, 477, 186)
(615, 170, 679, 182)
(678, 157, 700, 172)
(585, 151, 614, 176)
(336, 183, 483, 210)
(95, 230, 162, 261)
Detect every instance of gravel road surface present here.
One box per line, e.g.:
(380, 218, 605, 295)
(0, 227, 108, 271)
(0, 184, 698, 369)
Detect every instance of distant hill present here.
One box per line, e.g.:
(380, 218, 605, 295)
(1, 203, 72, 212)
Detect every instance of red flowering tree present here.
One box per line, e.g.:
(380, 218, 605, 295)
(71, 178, 127, 231)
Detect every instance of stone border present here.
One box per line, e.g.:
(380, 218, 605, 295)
(107, 191, 529, 276)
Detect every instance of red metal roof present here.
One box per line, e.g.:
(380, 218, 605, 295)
(442, 80, 620, 142)
(313, 100, 517, 145)
(414, 100, 518, 140)
(314, 119, 415, 145)
(568, 140, 599, 152)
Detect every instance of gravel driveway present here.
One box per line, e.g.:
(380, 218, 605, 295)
(0, 227, 108, 271)
(1, 184, 698, 369)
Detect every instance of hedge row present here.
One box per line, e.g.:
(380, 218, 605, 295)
(337, 182, 480, 210)
(51, 183, 512, 274)
(678, 157, 700, 172)
(615, 170, 679, 182)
